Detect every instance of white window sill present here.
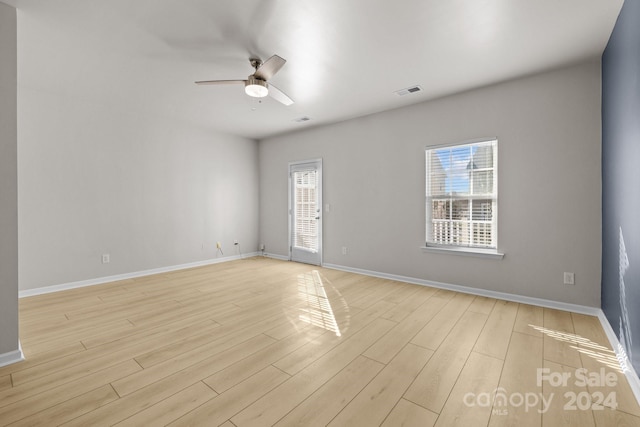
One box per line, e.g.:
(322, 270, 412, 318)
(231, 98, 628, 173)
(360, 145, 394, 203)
(420, 245, 505, 260)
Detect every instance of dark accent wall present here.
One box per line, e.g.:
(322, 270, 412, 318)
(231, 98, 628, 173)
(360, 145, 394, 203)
(602, 0, 640, 373)
(0, 2, 19, 359)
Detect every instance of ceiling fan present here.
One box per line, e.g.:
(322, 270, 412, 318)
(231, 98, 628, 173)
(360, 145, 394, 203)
(195, 54, 294, 106)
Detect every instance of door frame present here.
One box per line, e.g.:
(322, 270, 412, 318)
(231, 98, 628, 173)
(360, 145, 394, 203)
(288, 159, 323, 266)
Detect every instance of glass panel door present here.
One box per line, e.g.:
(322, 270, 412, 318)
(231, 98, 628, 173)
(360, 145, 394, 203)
(290, 160, 322, 265)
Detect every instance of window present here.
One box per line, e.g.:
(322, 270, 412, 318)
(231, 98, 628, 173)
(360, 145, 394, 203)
(426, 139, 498, 251)
(293, 169, 319, 252)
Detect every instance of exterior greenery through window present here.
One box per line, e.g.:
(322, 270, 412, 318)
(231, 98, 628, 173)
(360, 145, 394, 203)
(426, 139, 498, 250)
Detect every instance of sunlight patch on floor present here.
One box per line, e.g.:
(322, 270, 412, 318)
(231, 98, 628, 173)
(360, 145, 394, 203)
(297, 270, 342, 337)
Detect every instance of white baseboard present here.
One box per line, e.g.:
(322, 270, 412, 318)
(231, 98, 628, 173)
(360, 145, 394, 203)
(322, 263, 600, 316)
(322, 262, 640, 407)
(263, 253, 289, 261)
(19, 253, 259, 298)
(597, 310, 640, 405)
(0, 341, 24, 368)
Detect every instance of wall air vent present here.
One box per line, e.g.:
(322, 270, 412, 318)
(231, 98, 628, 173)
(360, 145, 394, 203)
(394, 85, 423, 96)
(294, 116, 311, 123)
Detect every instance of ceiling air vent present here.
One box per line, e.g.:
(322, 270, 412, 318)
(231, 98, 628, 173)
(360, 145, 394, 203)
(394, 85, 423, 96)
(294, 116, 311, 123)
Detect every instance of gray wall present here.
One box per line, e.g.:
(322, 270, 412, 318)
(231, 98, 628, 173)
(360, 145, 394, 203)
(17, 63, 259, 290)
(260, 61, 603, 307)
(0, 2, 19, 355)
(602, 0, 640, 373)
(18, 86, 259, 290)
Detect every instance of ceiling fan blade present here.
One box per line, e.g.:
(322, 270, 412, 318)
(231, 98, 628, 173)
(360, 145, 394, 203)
(268, 84, 294, 106)
(254, 55, 286, 81)
(195, 79, 245, 85)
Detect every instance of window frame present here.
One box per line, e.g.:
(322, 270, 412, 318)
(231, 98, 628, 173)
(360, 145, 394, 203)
(423, 138, 504, 259)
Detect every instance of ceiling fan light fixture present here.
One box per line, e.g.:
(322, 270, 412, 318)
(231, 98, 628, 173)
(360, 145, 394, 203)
(245, 76, 269, 98)
(196, 55, 293, 105)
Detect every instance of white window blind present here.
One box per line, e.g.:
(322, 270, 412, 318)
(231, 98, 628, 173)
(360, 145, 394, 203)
(426, 139, 498, 250)
(293, 169, 319, 252)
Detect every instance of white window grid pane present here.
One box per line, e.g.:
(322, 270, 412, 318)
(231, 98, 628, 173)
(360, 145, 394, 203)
(426, 140, 497, 249)
(294, 170, 319, 251)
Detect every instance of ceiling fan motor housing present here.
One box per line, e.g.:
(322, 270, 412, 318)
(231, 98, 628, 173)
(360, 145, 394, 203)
(245, 75, 269, 98)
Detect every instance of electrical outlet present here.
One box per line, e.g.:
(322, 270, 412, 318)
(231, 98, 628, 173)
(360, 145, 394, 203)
(216, 242, 221, 249)
(563, 272, 575, 285)
(102, 254, 110, 264)
(260, 243, 265, 251)
(342, 246, 348, 255)
(234, 240, 239, 245)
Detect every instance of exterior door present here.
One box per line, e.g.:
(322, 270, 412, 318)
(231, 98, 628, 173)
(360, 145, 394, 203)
(289, 160, 322, 265)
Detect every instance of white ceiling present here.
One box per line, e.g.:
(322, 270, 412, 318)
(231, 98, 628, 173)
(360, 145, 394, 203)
(5, 0, 624, 140)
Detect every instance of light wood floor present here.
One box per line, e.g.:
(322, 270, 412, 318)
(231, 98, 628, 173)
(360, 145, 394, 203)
(2, 257, 640, 426)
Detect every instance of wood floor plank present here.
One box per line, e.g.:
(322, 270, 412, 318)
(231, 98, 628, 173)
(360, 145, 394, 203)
(468, 296, 498, 315)
(570, 313, 611, 346)
(113, 381, 217, 427)
(61, 335, 276, 427)
(349, 279, 399, 309)
(382, 283, 423, 305)
(380, 398, 438, 427)
(19, 314, 74, 335)
(65, 298, 181, 323)
(263, 317, 315, 341)
(404, 310, 488, 413)
(9, 384, 119, 427)
(12, 322, 222, 391)
(363, 293, 447, 364)
(12, 319, 216, 387)
(10, 341, 86, 369)
(473, 300, 518, 360)
(0, 343, 87, 391)
(112, 333, 276, 397)
(272, 355, 384, 427)
(126, 298, 232, 328)
(328, 343, 433, 426)
(230, 317, 397, 427)
(132, 320, 235, 368)
(513, 303, 544, 337)
(204, 326, 325, 393)
(19, 318, 134, 350)
(18, 336, 87, 359)
(0, 359, 141, 425)
(81, 315, 218, 350)
(433, 351, 504, 427)
(169, 366, 290, 427)
(541, 360, 596, 427)
(410, 292, 476, 350)
(0, 375, 11, 392)
(380, 286, 440, 323)
(542, 308, 583, 369)
(488, 331, 543, 427)
(593, 409, 640, 426)
(273, 299, 396, 375)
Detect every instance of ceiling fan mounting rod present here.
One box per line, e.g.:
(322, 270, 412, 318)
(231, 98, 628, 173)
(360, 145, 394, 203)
(249, 58, 263, 71)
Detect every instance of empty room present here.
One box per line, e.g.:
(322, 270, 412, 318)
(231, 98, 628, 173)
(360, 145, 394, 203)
(1, 0, 640, 426)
